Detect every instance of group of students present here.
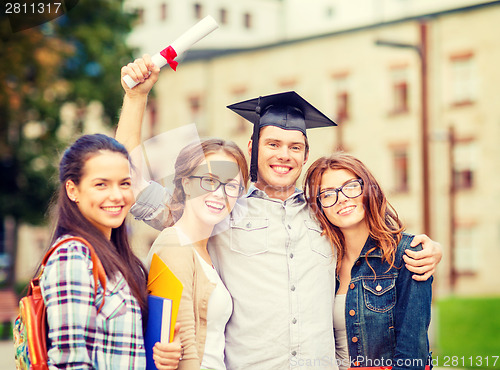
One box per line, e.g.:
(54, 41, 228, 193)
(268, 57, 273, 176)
(35, 54, 441, 369)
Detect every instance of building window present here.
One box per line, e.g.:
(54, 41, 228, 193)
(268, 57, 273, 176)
(194, 3, 202, 19)
(450, 53, 476, 105)
(390, 68, 409, 114)
(332, 74, 350, 121)
(392, 147, 409, 193)
(188, 95, 205, 134)
(336, 92, 349, 121)
(219, 8, 227, 25)
(135, 7, 144, 25)
(148, 98, 158, 137)
(243, 12, 252, 29)
(453, 139, 476, 190)
(278, 78, 297, 90)
(454, 225, 479, 273)
(189, 95, 201, 116)
(326, 6, 335, 18)
(160, 3, 167, 21)
(230, 88, 248, 135)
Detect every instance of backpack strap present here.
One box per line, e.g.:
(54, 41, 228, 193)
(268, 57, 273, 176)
(40, 236, 107, 313)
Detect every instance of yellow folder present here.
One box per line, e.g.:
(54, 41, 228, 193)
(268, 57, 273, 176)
(147, 253, 183, 342)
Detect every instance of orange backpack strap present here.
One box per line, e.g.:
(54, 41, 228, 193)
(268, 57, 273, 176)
(40, 236, 107, 312)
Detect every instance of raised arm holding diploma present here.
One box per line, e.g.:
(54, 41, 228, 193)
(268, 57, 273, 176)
(122, 15, 219, 89)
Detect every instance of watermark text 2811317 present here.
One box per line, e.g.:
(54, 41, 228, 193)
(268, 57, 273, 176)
(4, 2, 62, 15)
(434, 355, 499, 367)
(2, 0, 75, 33)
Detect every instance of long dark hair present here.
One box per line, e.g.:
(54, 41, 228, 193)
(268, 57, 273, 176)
(304, 152, 404, 273)
(166, 138, 249, 226)
(49, 134, 148, 322)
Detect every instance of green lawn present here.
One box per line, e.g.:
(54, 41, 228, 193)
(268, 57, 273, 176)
(434, 296, 500, 369)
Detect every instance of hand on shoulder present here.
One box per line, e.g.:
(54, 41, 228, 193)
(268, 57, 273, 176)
(403, 234, 442, 281)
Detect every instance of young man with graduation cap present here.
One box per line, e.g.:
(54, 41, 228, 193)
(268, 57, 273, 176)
(208, 91, 441, 369)
(116, 56, 441, 369)
(206, 91, 340, 369)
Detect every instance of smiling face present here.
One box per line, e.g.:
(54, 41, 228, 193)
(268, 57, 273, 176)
(320, 168, 368, 235)
(182, 151, 243, 228)
(250, 125, 308, 200)
(65, 150, 134, 239)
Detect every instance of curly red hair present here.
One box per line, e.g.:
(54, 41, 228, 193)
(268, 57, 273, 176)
(303, 152, 404, 273)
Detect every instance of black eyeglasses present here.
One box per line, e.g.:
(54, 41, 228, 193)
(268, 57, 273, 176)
(189, 176, 245, 198)
(317, 179, 364, 208)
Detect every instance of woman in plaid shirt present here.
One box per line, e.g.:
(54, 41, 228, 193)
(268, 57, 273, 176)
(40, 134, 181, 369)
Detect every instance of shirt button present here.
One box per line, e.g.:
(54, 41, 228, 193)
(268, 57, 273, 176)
(246, 222, 252, 228)
(291, 351, 297, 356)
(352, 337, 358, 343)
(291, 285, 296, 291)
(349, 283, 355, 289)
(349, 309, 355, 316)
(292, 318, 297, 324)
(376, 285, 382, 292)
(289, 253, 294, 259)
(355, 260, 361, 266)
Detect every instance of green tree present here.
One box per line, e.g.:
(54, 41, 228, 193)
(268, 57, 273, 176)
(0, 0, 137, 286)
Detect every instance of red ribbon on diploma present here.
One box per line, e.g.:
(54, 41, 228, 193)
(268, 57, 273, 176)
(160, 46, 178, 71)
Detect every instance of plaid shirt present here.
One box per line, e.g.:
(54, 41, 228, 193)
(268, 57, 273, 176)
(40, 237, 146, 369)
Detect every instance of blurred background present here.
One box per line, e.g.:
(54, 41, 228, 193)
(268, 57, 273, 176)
(1, 0, 499, 368)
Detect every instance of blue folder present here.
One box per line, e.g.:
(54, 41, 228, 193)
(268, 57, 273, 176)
(145, 295, 173, 370)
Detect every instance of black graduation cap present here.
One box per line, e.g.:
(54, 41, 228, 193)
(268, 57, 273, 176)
(227, 91, 337, 182)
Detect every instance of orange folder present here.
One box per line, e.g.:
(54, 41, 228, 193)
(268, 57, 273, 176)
(147, 253, 183, 342)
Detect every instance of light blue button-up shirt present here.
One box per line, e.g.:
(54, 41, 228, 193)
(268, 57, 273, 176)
(131, 183, 338, 369)
(210, 186, 337, 370)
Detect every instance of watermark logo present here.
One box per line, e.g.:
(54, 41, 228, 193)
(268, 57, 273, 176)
(2, 0, 79, 33)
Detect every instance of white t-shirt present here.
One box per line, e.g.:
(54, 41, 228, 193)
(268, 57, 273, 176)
(334, 294, 349, 370)
(195, 250, 233, 370)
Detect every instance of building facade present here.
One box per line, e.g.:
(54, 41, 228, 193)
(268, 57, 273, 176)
(124, 0, 498, 53)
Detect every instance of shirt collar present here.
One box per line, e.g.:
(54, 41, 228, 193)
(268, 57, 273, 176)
(247, 184, 305, 203)
(358, 236, 384, 258)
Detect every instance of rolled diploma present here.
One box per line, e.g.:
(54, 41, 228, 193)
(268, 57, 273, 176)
(123, 15, 219, 88)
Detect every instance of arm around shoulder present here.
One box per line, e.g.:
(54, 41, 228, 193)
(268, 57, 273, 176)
(404, 234, 442, 281)
(130, 181, 171, 231)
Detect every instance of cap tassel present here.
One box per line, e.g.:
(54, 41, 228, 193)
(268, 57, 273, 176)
(250, 97, 262, 182)
(250, 124, 259, 183)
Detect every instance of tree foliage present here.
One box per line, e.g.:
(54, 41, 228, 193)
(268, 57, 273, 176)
(0, 0, 136, 226)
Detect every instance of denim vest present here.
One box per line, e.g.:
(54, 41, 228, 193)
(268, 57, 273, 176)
(336, 233, 432, 370)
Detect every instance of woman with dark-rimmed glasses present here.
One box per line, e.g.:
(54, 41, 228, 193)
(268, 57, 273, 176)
(304, 152, 432, 370)
(143, 138, 248, 370)
(119, 56, 249, 370)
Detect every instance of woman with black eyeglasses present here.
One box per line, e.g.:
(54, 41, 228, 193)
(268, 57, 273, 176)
(117, 56, 249, 370)
(143, 138, 248, 370)
(304, 153, 432, 370)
